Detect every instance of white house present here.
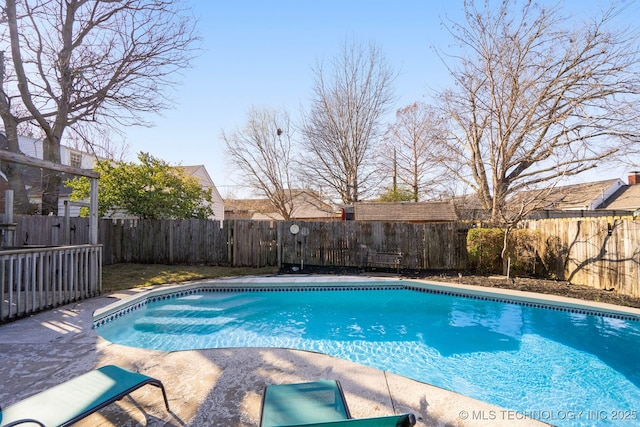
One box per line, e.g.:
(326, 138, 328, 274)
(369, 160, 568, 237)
(175, 165, 225, 222)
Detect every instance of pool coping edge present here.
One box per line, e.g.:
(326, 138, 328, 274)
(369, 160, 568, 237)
(92, 275, 640, 329)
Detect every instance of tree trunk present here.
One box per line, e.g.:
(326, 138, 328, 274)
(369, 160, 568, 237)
(41, 170, 61, 215)
(0, 132, 34, 214)
(41, 134, 62, 215)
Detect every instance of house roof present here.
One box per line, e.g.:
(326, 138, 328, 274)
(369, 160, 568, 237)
(176, 165, 201, 176)
(511, 179, 625, 211)
(289, 190, 340, 218)
(175, 165, 223, 202)
(225, 190, 340, 221)
(225, 198, 275, 213)
(440, 193, 489, 220)
(598, 184, 640, 211)
(353, 201, 458, 222)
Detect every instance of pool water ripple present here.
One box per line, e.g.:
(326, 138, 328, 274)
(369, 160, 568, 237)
(96, 284, 640, 427)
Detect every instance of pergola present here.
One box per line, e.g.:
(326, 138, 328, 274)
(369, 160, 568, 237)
(0, 149, 101, 322)
(0, 149, 99, 244)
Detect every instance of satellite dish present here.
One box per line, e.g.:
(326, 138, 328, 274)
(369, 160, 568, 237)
(290, 224, 300, 235)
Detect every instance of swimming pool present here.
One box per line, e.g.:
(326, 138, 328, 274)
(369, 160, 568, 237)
(94, 277, 640, 427)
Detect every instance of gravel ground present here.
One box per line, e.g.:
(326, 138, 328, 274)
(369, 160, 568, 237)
(416, 271, 640, 309)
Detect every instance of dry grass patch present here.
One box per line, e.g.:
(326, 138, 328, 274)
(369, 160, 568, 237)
(102, 263, 279, 292)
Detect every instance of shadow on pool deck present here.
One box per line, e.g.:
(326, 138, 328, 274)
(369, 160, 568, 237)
(0, 288, 548, 427)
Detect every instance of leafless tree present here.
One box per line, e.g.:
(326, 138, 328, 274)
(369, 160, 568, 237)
(223, 106, 297, 220)
(435, 0, 640, 223)
(0, 0, 198, 214)
(65, 126, 131, 163)
(0, 49, 33, 212)
(380, 102, 448, 202)
(299, 39, 396, 204)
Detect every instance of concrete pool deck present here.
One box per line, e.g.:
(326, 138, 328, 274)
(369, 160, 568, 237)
(7, 274, 633, 427)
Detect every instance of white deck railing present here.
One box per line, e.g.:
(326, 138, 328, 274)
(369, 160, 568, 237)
(0, 245, 102, 322)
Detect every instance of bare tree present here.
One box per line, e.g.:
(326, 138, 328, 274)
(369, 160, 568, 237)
(435, 0, 640, 223)
(223, 106, 297, 220)
(299, 39, 396, 204)
(65, 126, 131, 163)
(0, 50, 34, 213)
(0, 0, 198, 214)
(381, 102, 448, 202)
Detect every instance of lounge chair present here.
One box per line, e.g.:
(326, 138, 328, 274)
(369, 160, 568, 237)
(259, 380, 416, 427)
(0, 365, 170, 427)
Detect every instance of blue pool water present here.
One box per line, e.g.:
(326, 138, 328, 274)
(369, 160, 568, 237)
(96, 283, 640, 426)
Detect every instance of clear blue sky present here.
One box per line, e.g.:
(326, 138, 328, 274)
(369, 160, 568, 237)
(123, 0, 640, 198)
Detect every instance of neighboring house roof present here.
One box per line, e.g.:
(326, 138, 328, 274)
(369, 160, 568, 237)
(511, 179, 625, 211)
(506, 172, 640, 219)
(176, 165, 220, 196)
(225, 198, 275, 212)
(289, 190, 340, 219)
(177, 165, 201, 176)
(353, 201, 458, 222)
(225, 198, 277, 220)
(225, 190, 340, 221)
(598, 180, 640, 211)
(442, 193, 489, 221)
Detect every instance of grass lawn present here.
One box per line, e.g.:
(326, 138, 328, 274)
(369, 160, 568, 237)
(101, 263, 279, 292)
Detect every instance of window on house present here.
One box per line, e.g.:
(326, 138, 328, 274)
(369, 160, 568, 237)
(70, 152, 82, 168)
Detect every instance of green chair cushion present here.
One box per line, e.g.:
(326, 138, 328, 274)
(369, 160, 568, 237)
(0, 365, 169, 427)
(260, 380, 351, 427)
(260, 380, 416, 427)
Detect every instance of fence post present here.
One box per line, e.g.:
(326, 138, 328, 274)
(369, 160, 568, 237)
(3, 190, 15, 247)
(89, 178, 98, 245)
(169, 219, 174, 264)
(63, 201, 70, 245)
(277, 221, 282, 269)
(227, 220, 234, 266)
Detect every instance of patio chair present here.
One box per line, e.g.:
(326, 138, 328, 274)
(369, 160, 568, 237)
(259, 380, 416, 427)
(0, 364, 170, 427)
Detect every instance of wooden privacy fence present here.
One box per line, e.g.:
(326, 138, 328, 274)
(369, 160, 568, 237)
(4, 215, 640, 297)
(0, 245, 102, 322)
(278, 220, 469, 270)
(97, 219, 468, 270)
(99, 219, 229, 265)
(9, 214, 93, 246)
(5, 217, 469, 270)
(526, 217, 640, 297)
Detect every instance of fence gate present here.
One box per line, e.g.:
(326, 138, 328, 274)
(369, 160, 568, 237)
(229, 220, 277, 267)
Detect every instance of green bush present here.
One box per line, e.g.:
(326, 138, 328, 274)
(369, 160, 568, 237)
(504, 229, 541, 276)
(540, 235, 565, 279)
(467, 227, 541, 276)
(467, 228, 504, 273)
